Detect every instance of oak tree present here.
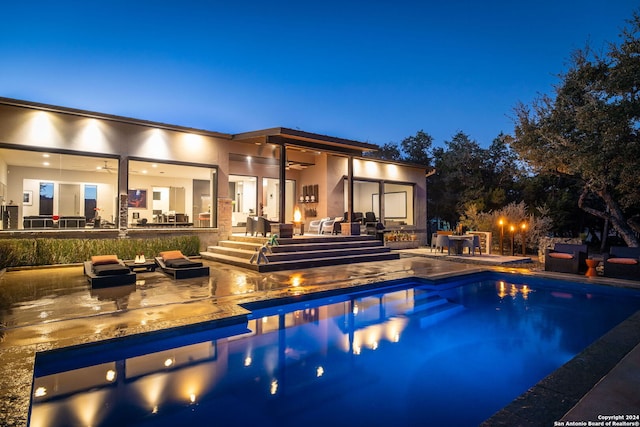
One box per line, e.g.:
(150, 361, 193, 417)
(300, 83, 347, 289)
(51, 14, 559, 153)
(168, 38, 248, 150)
(513, 12, 640, 246)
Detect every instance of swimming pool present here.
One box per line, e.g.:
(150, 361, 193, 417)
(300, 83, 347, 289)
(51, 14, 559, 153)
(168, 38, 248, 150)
(28, 273, 640, 426)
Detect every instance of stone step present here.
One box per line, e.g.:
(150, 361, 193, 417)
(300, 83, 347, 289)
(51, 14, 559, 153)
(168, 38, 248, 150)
(217, 238, 382, 252)
(201, 250, 400, 272)
(202, 234, 398, 272)
(207, 245, 391, 262)
(227, 234, 376, 245)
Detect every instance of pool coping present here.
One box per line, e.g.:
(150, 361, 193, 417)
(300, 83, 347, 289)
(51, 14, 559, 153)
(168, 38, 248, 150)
(2, 266, 640, 426)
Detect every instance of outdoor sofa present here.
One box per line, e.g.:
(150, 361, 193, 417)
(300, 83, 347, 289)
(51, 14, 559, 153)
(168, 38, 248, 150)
(544, 243, 588, 274)
(603, 246, 640, 280)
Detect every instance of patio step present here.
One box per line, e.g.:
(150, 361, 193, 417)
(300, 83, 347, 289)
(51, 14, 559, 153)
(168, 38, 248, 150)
(201, 234, 399, 272)
(217, 238, 382, 253)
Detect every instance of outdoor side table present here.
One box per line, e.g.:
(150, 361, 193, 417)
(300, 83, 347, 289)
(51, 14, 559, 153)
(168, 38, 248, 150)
(124, 260, 156, 272)
(585, 259, 599, 277)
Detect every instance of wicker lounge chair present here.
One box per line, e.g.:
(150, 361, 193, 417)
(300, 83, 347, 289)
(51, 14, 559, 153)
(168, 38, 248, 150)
(308, 217, 330, 234)
(603, 246, 640, 280)
(320, 218, 337, 234)
(544, 243, 587, 274)
(84, 255, 136, 287)
(155, 250, 210, 279)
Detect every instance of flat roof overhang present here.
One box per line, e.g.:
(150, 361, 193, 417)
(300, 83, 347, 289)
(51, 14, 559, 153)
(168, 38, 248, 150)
(0, 97, 233, 140)
(232, 127, 378, 156)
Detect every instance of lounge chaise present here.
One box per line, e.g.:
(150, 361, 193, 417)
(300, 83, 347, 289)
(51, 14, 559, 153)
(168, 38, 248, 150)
(155, 250, 210, 279)
(84, 255, 136, 287)
(544, 243, 587, 274)
(603, 246, 640, 280)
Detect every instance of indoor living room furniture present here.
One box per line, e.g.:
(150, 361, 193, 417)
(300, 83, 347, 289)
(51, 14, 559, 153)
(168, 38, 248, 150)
(23, 215, 54, 229)
(59, 216, 87, 228)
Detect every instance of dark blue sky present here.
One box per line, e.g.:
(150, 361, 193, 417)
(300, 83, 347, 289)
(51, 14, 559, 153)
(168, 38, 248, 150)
(1, 1, 637, 147)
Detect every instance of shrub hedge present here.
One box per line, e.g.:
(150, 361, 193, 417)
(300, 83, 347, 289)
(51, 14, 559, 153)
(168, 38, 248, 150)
(0, 236, 201, 269)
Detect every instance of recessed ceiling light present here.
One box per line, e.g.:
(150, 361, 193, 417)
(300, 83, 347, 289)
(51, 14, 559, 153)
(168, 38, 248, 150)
(43, 162, 50, 166)
(42, 154, 50, 158)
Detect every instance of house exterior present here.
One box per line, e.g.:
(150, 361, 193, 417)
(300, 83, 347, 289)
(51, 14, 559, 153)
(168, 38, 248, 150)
(0, 97, 428, 247)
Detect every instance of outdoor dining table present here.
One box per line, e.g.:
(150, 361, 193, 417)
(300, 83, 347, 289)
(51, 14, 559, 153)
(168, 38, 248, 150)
(447, 235, 474, 255)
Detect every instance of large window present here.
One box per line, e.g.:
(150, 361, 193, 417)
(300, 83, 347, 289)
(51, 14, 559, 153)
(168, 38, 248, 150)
(0, 148, 119, 229)
(128, 160, 217, 228)
(0, 148, 219, 230)
(345, 179, 414, 226)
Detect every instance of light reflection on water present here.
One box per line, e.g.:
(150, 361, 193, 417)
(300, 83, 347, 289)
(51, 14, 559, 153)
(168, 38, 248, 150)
(29, 276, 640, 427)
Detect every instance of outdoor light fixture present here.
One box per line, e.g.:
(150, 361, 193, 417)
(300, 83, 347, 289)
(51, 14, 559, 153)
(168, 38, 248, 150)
(521, 223, 527, 256)
(510, 225, 516, 256)
(498, 219, 504, 255)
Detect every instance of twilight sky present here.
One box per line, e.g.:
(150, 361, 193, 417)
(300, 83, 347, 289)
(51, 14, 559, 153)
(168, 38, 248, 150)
(0, 1, 637, 148)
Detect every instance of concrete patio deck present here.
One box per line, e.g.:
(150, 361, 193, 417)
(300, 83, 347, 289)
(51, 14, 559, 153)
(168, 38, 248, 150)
(1, 252, 638, 426)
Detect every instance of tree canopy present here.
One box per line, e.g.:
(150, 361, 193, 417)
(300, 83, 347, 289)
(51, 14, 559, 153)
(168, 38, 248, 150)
(512, 12, 640, 246)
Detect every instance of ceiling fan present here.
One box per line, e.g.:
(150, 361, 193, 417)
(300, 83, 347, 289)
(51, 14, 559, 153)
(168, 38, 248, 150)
(97, 161, 117, 174)
(286, 161, 309, 170)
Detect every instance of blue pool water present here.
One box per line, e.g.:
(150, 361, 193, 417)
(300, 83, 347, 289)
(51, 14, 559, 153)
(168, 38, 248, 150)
(29, 274, 640, 426)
